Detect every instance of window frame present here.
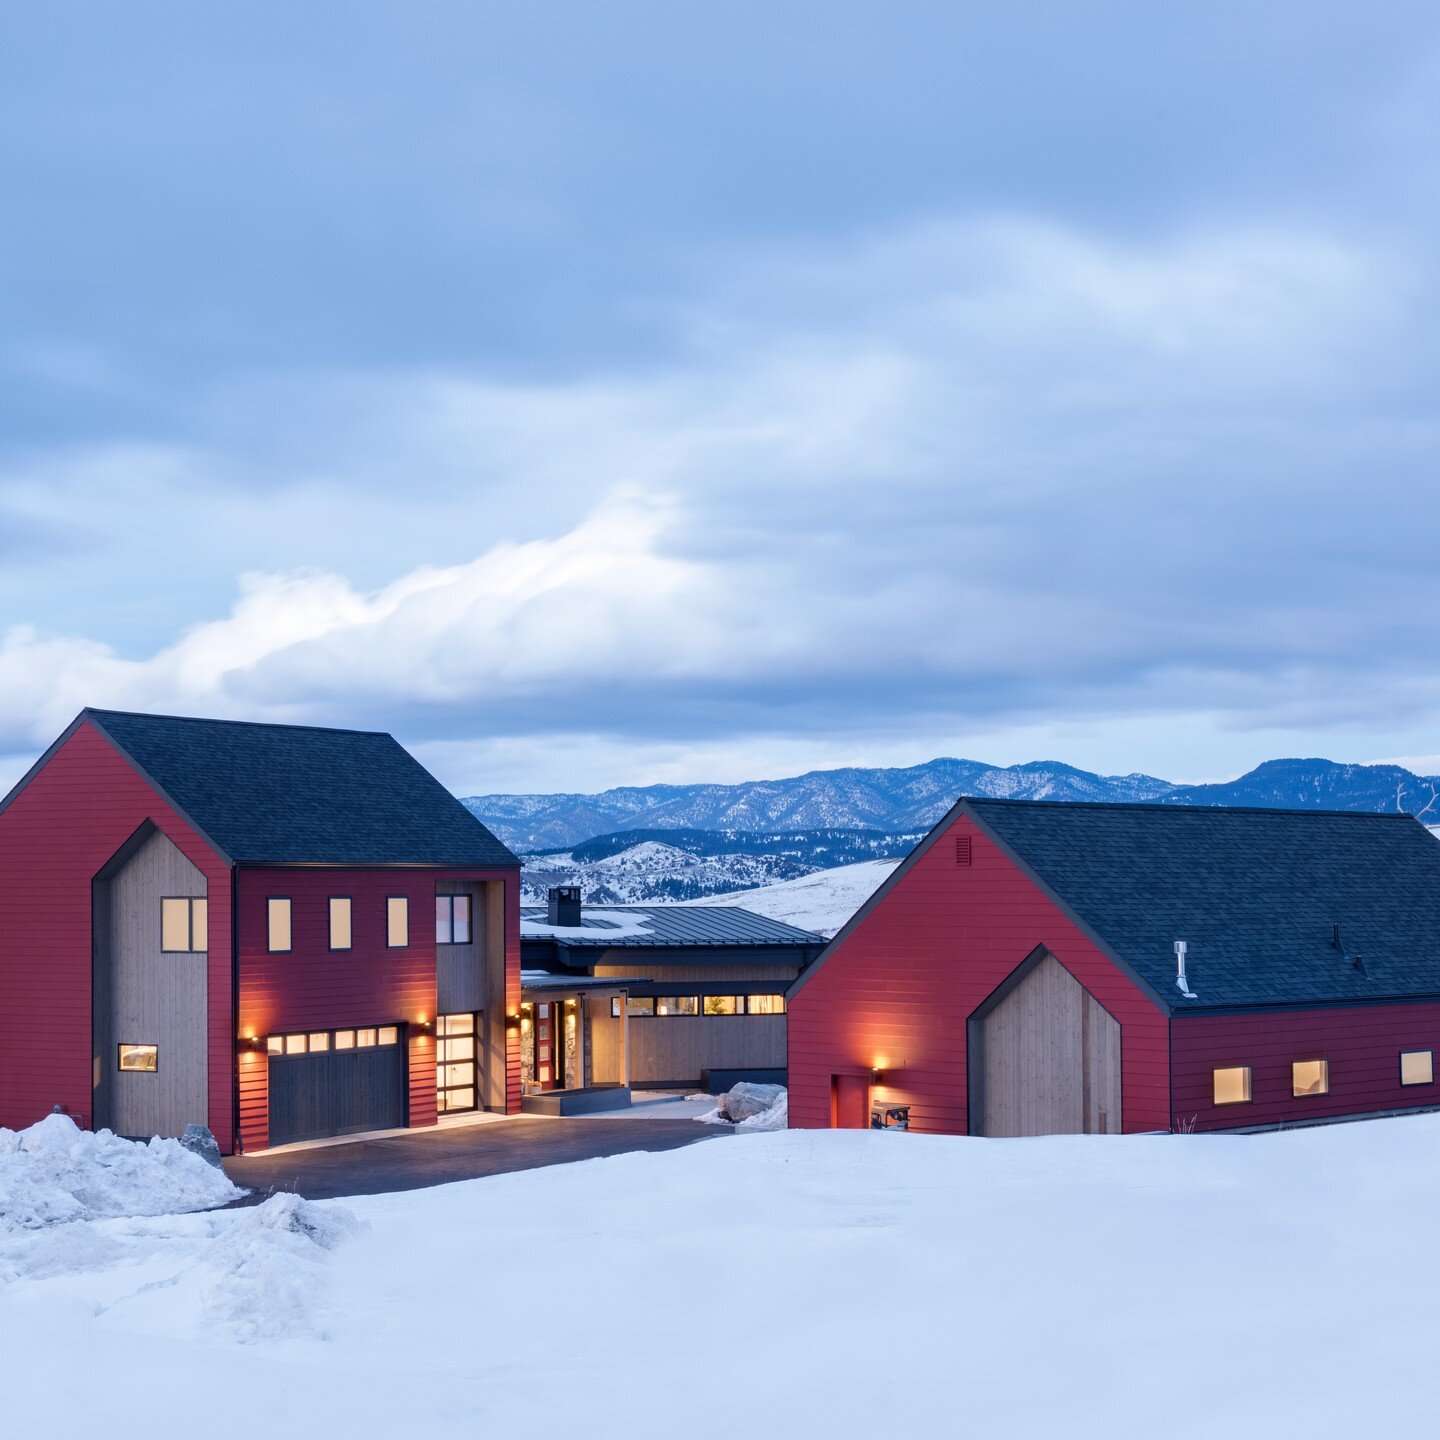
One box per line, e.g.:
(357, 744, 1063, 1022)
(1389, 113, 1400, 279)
(328, 895, 353, 952)
(626, 996, 655, 1018)
(118, 1042, 159, 1073)
(654, 995, 699, 1017)
(160, 896, 207, 953)
(1400, 1049, 1435, 1087)
(266, 896, 293, 954)
(1291, 1058, 1330, 1098)
(387, 895, 410, 949)
(745, 994, 787, 1015)
(436, 893, 473, 946)
(1211, 1064, 1253, 1106)
(703, 995, 742, 1017)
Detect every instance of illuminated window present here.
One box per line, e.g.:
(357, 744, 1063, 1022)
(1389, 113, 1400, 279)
(656, 996, 698, 1016)
(285, 1033, 307, 1055)
(356, 1028, 377, 1048)
(436, 894, 472, 945)
(266, 1035, 283, 1054)
(308, 1032, 330, 1052)
(161, 897, 207, 952)
(329, 897, 352, 951)
(1212, 1066, 1252, 1105)
(1292, 1059, 1329, 1097)
(627, 997, 654, 1017)
(1401, 1050, 1434, 1086)
(746, 994, 787, 1015)
(704, 995, 741, 1016)
(378, 1026, 399, 1046)
(118, 1043, 158, 1072)
(267, 898, 292, 953)
(387, 896, 409, 949)
(334, 1030, 355, 1049)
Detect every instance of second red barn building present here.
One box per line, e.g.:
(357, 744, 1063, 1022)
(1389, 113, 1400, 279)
(788, 798, 1440, 1135)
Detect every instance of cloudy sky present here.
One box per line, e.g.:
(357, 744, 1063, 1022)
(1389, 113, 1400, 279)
(4, 4, 1440, 795)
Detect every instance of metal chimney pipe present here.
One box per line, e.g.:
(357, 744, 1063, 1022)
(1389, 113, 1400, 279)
(1175, 939, 1198, 999)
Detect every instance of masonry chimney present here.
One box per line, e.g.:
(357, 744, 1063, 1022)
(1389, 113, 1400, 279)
(548, 886, 582, 927)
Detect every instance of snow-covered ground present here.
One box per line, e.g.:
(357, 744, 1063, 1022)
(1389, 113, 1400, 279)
(9, 1114, 1440, 1436)
(683, 856, 899, 936)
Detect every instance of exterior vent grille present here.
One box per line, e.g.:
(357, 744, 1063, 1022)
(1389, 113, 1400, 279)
(955, 836, 972, 867)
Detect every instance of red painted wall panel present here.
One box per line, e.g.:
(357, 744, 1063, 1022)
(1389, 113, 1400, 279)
(1172, 1004, 1440, 1131)
(0, 722, 234, 1146)
(788, 814, 1172, 1135)
(235, 866, 520, 1151)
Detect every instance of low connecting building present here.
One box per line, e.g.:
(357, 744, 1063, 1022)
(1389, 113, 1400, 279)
(522, 887, 825, 1095)
(789, 798, 1440, 1135)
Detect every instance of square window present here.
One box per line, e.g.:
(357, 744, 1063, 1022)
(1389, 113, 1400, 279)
(267, 1035, 283, 1055)
(267, 898, 292, 953)
(118, 1043, 158, 1072)
(378, 1026, 399, 1046)
(356, 1028, 377, 1048)
(285, 1033, 307, 1055)
(329, 897, 352, 951)
(387, 896, 409, 949)
(1212, 1066, 1252, 1105)
(334, 1030, 355, 1050)
(1401, 1050, 1434, 1086)
(1292, 1059, 1329, 1097)
(308, 1032, 330, 1052)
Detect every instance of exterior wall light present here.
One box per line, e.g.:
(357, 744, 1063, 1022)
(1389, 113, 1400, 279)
(414, 1016, 434, 1033)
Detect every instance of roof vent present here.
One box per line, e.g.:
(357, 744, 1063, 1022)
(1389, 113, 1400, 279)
(547, 886, 582, 927)
(1175, 940, 1198, 999)
(955, 836, 972, 867)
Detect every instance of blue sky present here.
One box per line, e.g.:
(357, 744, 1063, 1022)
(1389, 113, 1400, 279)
(4, 4, 1440, 794)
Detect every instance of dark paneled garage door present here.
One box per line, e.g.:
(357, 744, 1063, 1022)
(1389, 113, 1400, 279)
(268, 1027, 406, 1146)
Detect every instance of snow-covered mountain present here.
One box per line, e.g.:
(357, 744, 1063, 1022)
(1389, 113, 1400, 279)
(682, 858, 901, 938)
(469, 755, 1440, 852)
(521, 841, 817, 904)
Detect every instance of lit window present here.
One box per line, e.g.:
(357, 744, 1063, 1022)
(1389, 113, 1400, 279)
(308, 1032, 330, 1052)
(356, 1028, 377, 1048)
(267, 898, 292, 953)
(1401, 1050, 1434, 1086)
(704, 995, 741, 1016)
(285, 1033, 307, 1055)
(334, 1030, 355, 1050)
(329, 897, 352, 951)
(436, 894, 472, 945)
(656, 996, 698, 1016)
(161, 897, 207, 952)
(266, 1035, 283, 1054)
(118, 1043, 158, 1072)
(1212, 1066, 1252, 1105)
(746, 994, 787, 1015)
(1292, 1059, 1329, 1097)
(378, 1026, 399, 1046)
(627, 997, 655, 1017)
(387, 896, 409, 949)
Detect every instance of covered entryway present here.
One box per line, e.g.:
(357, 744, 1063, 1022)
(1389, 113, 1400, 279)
(267, 1025, 406, 1146)
(967, 950, 1121, 1137)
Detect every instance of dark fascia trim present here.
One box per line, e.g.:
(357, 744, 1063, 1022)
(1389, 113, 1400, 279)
(81, 710, 236, 864)
(786, 796, 1175, 1014)
(1172, 991, 1440, 1018)
(232, 858, 521, 870)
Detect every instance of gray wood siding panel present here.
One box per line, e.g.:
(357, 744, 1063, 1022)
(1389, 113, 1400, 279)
(975, 954, 1121, 1138)
(436, 881, 486, 1014)
(593, 962, 799, 985)
(97, 830, 208, 1139)
(479, 880, 508, 1109)
(626, 1016, 787, 1086)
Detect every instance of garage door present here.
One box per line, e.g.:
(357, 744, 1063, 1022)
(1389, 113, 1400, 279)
(267, 1025, 406, 1146)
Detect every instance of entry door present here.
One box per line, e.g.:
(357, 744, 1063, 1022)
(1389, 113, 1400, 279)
(437, 1012, 479, 1113)
(969, 952, 1121, 1137)
(832, 1074, 871, 1129)
(534, 1003, 559, 1090)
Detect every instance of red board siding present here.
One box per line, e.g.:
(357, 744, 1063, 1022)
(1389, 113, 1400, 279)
(1173, 1004, 1440, 1131)
(0, 721, 234, 1146)
(788, 813, 1171, 1134)
(235, 866, 520, 1151)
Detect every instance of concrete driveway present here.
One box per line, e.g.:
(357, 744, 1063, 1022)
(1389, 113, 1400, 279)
(223, 1114, 728, 1202)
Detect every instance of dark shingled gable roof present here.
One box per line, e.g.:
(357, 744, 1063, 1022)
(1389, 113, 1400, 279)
(84, 709, 519, 868)
(520, 904, 824, 949)
(964, 798, 1440, 1010)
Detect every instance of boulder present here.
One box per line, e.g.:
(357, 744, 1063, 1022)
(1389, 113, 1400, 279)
(179, 1123, 223, 1168)
(718, 1082, 785, 1123)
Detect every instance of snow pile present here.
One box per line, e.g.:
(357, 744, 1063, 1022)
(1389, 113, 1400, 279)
(737, 1091, 788, 1131)
(682, 857, 900, 937)
(698, 1082, 788, 1130)
(0, 1113, 241, 1230)
(200, 1193, 364, 1342)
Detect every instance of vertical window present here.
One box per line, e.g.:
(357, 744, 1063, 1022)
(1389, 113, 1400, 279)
(436, 894, 472, 944)
(1212, 1066, 1252, 1105)
(1292, 1059, 1329, 1097)
(161, 897, 207, 952)
(1401, 1050, 1434, 1086)
(387, 896, 409, 949)
(329, 897, 352, 951)
(267, 897, 292, 953)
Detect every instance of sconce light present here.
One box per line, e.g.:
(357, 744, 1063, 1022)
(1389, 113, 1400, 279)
(505, 1012, 521, 1030)
(240, 1033, 265, 1052)
(871, 1067, 885, 1085)
(414, 1015, 434, 1034)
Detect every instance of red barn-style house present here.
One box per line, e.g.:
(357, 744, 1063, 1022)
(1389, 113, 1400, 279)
(788, 798, 1440, 1135)
(0, 709, 537, 1154)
